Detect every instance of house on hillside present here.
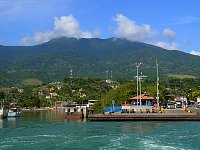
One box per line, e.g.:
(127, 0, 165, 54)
(50, 93, 58, 98)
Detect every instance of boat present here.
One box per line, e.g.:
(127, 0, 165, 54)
(0, 108, 3, 119)
(7, 107, 21, 117)
(0, 107, 7, 118)
(64, 106, 84, 120)
(64, 111, 83, 120)
(0, 100, 3, 119)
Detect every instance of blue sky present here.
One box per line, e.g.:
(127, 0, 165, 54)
(0, 0, 200, 55)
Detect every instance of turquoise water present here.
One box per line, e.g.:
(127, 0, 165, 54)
(1, 110, 200, 150)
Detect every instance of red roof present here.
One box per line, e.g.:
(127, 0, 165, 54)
(122, 104, 132, 106)
(129, 94, 154, 100)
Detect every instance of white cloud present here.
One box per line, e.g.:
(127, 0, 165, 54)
(21, 31, 53, 45)
(190, 50, 200, 56)
(21, 15, 100, 45)
(114, 13, 178, 50)
(163, 29, 176, 39)
(155, 41, 178, 50)
(54, 15, 80, 37)
(114, 13, 155, 42)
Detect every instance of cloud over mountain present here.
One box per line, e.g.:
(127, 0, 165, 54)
(155, 41, 178, 50)
(114, 14, 155, 42)
(114, 13, 178, 50)
(190, 50, 200, 56)
(21, 13, 179, 50)
(21, 15, 100, 45)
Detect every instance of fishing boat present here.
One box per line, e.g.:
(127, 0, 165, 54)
(64, 106, 84, 120)
(7, 107, 21, 117)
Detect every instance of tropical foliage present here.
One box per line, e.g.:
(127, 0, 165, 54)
(1, 77, 200, 112)
(1, 37, 200, 87)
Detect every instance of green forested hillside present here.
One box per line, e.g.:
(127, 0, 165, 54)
(2, 77, 200, 110)
(1, 37, 200, 87)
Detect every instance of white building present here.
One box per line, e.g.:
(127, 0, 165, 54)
(87, 100, 98, 108)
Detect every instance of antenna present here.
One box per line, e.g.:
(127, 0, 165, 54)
(156, 59, 159, 107)
(136, 62, 142, 106)
(139, 72, 147, 106)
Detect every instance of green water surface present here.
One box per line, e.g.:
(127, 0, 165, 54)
(1, 110, 200, 150)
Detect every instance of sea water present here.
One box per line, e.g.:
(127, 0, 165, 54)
(1, 110, 200, 150)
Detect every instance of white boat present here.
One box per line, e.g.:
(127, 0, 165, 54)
(0, 100, 4, 119)
(7, 107, 21, 117)
(0, 108, 3, 119)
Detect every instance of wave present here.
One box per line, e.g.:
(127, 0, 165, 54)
(139, 138, 191, 150)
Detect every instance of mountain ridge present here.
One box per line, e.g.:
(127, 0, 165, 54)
(0, 37, 200, 87)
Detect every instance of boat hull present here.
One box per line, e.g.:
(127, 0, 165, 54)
(0, 109, 3, 119)
(64, 112, 83, 120)
(7, 112, 21, 117)
(6, 107, 21, 117)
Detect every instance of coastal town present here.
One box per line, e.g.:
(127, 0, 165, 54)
(1, 76, 200, 121)
(1, 1, 200, 149)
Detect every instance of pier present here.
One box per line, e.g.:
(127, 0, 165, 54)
(88, 114, 200, 121)
(88, 109, 200, 121)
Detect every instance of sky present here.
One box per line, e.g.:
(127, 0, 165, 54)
(0, 0, 200, 55)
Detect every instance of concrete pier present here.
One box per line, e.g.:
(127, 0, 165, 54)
(88, 109, 200, 121)
(88, 114, 200, 121)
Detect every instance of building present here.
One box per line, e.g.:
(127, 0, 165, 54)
(117, 94, 155, 113)
(129, 94, 154, 106)
(87, 100, 98, 108)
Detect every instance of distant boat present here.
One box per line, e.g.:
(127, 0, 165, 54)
(0, 108, 3, 119)
(64, 111, 83, 120)
(64, 104, 86, 120)
(0, 107, 7, 119)
(7, 107, 21, 117)
(0, 100, 4, 119)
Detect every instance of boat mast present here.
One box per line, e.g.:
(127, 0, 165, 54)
(156, 59, 159, 107)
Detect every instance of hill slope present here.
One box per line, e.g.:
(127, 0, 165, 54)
(0, 37, 200, 86)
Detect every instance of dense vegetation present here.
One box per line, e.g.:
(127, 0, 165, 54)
(1, 37, 200, 87)
(1, 37, 200, 112)
(1, 77, 200, 113)
(92, 78, 200, 112)
(0, 78, 114, 108)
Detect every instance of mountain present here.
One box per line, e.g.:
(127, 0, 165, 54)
(0, 37, 200, 87)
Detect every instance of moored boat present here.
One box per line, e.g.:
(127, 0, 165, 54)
(64, 112, 83, 120)
(7, 107, 21, 117)
(0, 108, 3, 119)
(0, 100, 4, 119)
(0, 107, 7, 119)
(64, 107, 84, 120)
